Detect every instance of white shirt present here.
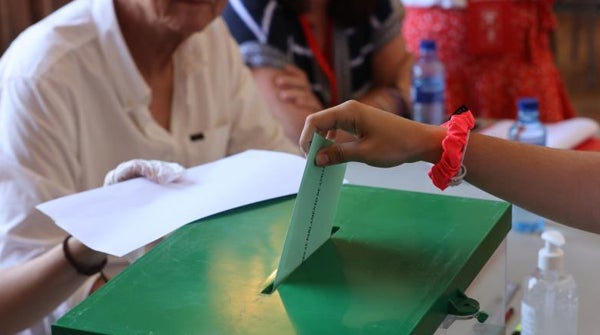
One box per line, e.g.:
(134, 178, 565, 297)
(0, 0, 296, 334)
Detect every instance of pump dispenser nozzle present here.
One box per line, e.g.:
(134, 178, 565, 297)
(522, 230, 578, 334)
(538, 230, 565, 272)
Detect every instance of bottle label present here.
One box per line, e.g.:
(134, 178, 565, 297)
(521, 299, 578, 335)
(518, 138, 546, 146)
(411, 77, 444, 104)
(512, 206, 545, 233)
(520, 302, 536, 335)
(507, 122, 546, 146)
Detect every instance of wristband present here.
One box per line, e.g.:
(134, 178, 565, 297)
(63, 235, 108, 282)
(428, 105, 475, 190)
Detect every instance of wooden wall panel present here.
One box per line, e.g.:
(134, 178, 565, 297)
(0, 0, 71, 55)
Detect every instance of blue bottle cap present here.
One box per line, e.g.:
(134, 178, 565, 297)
(419, 39, 437, 52)
(517, 98, 539, 111)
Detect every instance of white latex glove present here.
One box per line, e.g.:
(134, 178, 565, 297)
(103, 159, 185, 263)
(103, 159, 186, 186)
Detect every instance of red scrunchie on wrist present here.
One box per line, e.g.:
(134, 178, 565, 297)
(428, 106, 475, 190)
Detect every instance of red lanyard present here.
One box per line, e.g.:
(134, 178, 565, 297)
(299, 15, 338, 106)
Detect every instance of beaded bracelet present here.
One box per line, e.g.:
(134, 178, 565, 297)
(428, 105, 475, 190)
(63, 235, 108, 282)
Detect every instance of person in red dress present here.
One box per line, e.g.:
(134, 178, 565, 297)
(401, 0, 575, 122)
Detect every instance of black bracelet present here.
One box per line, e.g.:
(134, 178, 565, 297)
(62, 235, 108, 279)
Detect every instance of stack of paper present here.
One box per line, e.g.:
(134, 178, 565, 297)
(38, 150, 306, 257)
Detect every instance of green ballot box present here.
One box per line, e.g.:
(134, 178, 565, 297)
(52, 184, 510, 335)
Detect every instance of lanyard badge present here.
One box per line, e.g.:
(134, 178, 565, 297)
(299, 15, 339, 106)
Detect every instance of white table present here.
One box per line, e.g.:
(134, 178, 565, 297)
(345, 161, 600, 335)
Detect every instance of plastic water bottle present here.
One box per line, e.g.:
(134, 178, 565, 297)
(410, 39, 445, 125)
(521, 230, 578, 335)
(507, 98, 546, 233)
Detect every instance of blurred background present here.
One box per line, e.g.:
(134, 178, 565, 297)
(553, 3, 600, 123)
(1, 0, 598, 122)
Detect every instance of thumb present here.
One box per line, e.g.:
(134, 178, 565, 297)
(314, 142, 361, 166)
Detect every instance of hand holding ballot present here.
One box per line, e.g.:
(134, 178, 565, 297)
(301, 100, 600, 233)
(300, 100, 445, 168)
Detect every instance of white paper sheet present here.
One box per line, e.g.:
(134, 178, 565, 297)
(37, 150, 305, 257)
(479, 117, 599, 149)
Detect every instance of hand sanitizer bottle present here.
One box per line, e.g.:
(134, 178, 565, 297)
(521, 230, 578, 335)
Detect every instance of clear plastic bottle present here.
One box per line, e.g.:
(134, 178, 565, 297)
(410, 39, 445, 125)
(521, 230, 578, 335)
(507, 98, 547, 233)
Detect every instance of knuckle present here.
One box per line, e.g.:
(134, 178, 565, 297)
(342, 100, 360, 109)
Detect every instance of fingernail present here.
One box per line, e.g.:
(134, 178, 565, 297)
(315, 153, 329, 166)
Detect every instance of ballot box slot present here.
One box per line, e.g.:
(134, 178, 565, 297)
(261, 225, 341, 295)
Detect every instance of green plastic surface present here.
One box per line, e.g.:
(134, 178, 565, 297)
(53, 185, 510, 335)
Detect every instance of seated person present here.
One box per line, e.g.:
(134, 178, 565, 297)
(400, 0, 575, 121)
(222, 0, 414, 141)
(0, 158, 177, 335)
(0, 0, 296, 334)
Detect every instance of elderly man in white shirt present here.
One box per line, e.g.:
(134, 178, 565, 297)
(0, 0, 297, 334)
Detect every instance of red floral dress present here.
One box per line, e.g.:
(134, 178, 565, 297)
(402, 1, 575, 121)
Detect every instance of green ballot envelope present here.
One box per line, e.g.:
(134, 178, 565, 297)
(53, 185, 510, 335)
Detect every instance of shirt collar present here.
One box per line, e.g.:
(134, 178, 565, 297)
(91, 0, 150, 111)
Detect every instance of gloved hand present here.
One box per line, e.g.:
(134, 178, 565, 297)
(103, 159, 185, 186)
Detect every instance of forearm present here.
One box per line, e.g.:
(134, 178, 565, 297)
(463, 134, 600, 231)
(0, 239, 105, 334)
(367, 31, 413, 116)
(304, 102, 600, 233)
(410, 123, 600, 231)
(357, 86, 408, 117)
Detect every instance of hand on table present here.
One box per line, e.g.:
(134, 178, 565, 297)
(274, 65, 323, 112)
